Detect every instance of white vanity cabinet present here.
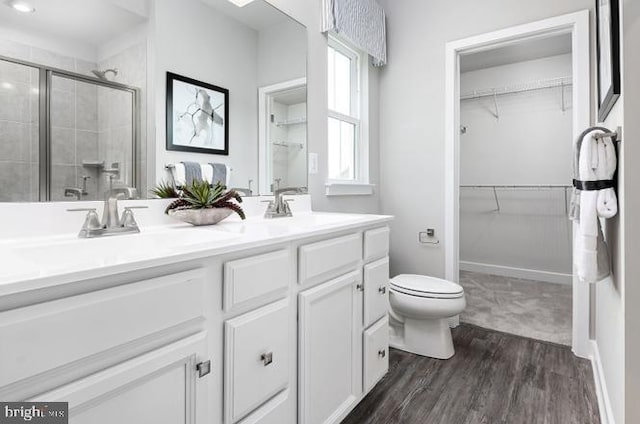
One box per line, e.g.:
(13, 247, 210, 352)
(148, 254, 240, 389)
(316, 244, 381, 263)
(0, 216, 391, 424)
(297, 227, 391, 424)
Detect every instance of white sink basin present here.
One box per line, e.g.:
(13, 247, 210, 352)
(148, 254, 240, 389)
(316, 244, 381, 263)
(4, 226, 240, 277)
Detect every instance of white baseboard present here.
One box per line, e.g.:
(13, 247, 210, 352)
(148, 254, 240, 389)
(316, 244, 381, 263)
(590, 340, 615, 424)
(459, 261, 572, 285)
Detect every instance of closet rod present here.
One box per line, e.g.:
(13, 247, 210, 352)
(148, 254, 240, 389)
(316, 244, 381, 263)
(460, 77, 572, 101)
(460, 184, 572, 189)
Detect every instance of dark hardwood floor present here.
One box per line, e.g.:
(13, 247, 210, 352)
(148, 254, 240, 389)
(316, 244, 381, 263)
(343, 324, 600, 424)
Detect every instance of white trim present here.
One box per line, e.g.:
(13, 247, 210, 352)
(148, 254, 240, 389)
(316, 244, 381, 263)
(258, 77, 307, 195)
(591, 340, 615, 424)
(327, 34, 370, 187)
(444, 10, 591, 359)
(460, 261, 572, 285)
(325, 182, 375, 196)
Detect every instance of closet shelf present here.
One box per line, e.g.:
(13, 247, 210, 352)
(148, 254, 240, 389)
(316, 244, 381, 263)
(272, 141, 304, 149)
(275, 117, 307, 127)
(460, 76, 572, 101)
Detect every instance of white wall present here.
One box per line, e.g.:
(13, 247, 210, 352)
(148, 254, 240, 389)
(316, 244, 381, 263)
(599, 0, 640, 423)
(258, 20, 307, 87)
(151, 0, 259, 189)
(377, 0, 592, 280)
(621, 1, 640, 421)
(459, 54, 573, 280)
(620, 0, 640, 424)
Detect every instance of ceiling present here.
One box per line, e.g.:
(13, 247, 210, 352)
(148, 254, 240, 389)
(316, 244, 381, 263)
(200, 0, 295, 31)
(460, 33, 572, 73)
(0, 0, 147, 47)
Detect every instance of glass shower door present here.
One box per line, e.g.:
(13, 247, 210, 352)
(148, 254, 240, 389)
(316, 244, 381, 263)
(49, 73, 136, 201)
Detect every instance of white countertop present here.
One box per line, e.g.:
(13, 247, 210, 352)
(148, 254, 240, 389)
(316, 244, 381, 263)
(0, 208, 392, 297)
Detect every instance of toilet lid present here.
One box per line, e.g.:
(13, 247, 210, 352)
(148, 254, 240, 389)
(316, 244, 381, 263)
(390, 274, 464, 298)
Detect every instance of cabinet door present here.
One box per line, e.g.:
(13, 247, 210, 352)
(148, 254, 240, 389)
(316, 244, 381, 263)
(363, 257, 389, 327)
(299, 271, 362, 424)
(224, 299, 290, 423)
(35, 333, 210, 424)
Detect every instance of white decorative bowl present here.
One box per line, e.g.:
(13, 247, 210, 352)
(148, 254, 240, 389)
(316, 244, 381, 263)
(168, 208, 233, 226)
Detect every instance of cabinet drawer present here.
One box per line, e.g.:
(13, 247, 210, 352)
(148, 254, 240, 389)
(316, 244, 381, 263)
(0, 270, 204, 387)
(225, 299, 290, 423)
(363, 316, 389, 392)
(364, 257, 389, 327)
(224, 250, 290, 311)
(298, 233, 362, 286)
(364, 227, 390, 263)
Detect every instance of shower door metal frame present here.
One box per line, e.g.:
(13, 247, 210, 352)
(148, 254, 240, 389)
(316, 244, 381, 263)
(0, 54, 141, 201)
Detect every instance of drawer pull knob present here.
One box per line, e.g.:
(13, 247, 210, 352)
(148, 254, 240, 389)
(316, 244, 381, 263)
(379, 286, 387, 295)
(378, 349, 386, 358)
(196, 360, 211, 378)
(261, 352, 273, 366)
(356, 283, 364, 292)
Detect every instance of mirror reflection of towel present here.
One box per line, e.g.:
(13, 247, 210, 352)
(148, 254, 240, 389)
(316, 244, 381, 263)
(210, 163, 227, 187)
(181, 161, 202, 186)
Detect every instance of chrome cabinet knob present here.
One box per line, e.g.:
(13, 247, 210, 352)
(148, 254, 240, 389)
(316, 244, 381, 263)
(261, 352, 273, 366)
(356, 283, 364, 292)
(378, 349, 386, 358)
(379, 286, 387, 295)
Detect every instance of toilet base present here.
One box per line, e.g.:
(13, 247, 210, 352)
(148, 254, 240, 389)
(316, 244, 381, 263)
(389, 317, 455, 359)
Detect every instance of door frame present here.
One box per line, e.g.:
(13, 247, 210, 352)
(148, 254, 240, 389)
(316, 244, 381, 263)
(444, 10, 591, 358)
(258, 77, 307, 195)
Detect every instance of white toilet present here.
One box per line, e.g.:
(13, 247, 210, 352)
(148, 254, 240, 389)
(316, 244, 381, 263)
(388, 274, 466, 359)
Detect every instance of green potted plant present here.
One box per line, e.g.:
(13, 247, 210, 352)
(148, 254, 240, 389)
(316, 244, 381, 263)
(151, 180, 245, 226)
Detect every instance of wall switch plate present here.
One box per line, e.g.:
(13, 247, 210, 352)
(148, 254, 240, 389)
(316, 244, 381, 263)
(308, 153, 318, 174)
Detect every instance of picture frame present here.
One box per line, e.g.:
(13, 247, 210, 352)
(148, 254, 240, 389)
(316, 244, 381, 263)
(166, 72, 229, 155)
(595, 0, 621, 122)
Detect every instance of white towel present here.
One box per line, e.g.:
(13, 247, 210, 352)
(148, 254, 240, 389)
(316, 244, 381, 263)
(169, 163, 231, 187)
(573, 129, 617, 283)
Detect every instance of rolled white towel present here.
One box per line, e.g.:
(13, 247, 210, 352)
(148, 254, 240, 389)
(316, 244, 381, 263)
(595, 135, 618, 218)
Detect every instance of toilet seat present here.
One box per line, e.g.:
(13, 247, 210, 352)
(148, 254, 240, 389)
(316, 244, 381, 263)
(390, 274, 464, 299)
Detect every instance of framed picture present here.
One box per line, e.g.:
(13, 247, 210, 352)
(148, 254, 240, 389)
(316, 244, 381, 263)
(166, 72, 229, 155)
(596, 0, 621, 122)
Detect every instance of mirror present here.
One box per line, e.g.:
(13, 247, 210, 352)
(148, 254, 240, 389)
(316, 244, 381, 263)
(0, 0, 307, 202)
(159, 0, 308, 196)
(0, 0, 148, 202)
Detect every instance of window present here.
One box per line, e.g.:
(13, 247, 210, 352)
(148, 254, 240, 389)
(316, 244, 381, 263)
(327, 35, 370, 193)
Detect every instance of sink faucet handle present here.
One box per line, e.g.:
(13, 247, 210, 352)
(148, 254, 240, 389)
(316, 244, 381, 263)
(67, 208, 102, 231)
(67, 208, 98, 212)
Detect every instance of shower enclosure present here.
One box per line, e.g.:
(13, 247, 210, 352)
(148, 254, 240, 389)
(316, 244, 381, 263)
(0, 55, 140, 202)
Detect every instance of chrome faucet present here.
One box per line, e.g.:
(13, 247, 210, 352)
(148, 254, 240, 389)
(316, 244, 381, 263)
(64, 187, 83, 200)
(264, 187, 307, 218)
(68, 189, 146, 238)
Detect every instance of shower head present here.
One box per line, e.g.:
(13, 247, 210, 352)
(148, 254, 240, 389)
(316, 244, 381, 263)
(91, 68, 118, 81)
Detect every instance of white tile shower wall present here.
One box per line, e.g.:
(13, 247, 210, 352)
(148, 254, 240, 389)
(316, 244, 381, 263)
(459, 54, 573, 279)
(0, 58, 38, 201)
